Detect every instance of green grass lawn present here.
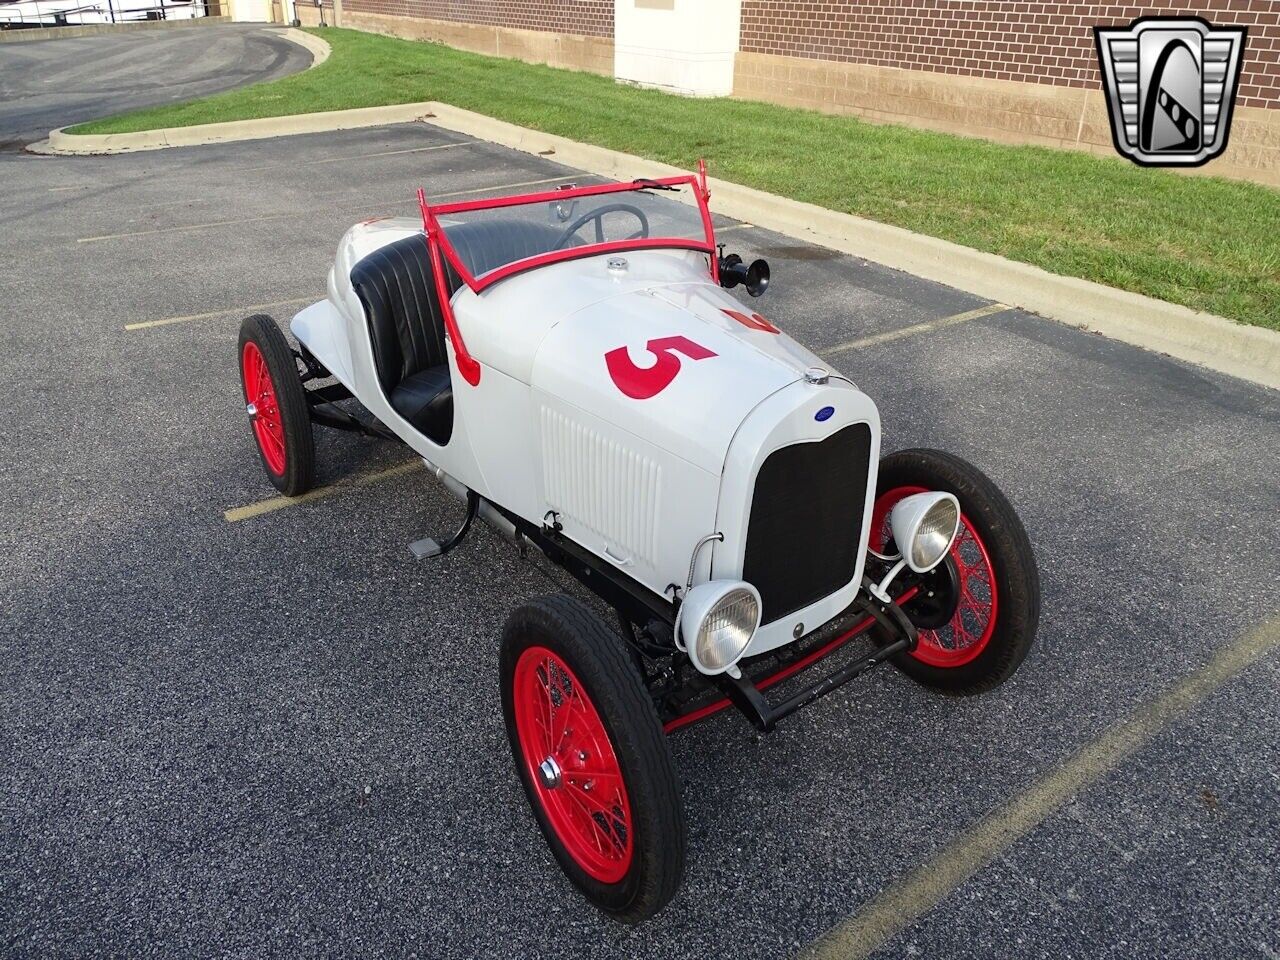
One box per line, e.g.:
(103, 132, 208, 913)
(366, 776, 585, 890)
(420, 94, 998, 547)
(68, 27, 1280, 330)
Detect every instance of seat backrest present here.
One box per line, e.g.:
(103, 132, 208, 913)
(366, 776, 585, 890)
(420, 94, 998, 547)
(350, 234, 453, 394)
(442, 219, 570, 278)
(349, 221, 573, 393)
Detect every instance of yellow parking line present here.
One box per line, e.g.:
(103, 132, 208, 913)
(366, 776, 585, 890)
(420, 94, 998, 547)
(821, 303, 1011, 357)
(234, 140, 465, 172)
(797, 616, 1280, 960)
(431, 174, 592, 200)
(125, 296, 316, 331)
(77, 175, 584, 245)
(79, 212, 299, 244)
(224, 460, 422, 523)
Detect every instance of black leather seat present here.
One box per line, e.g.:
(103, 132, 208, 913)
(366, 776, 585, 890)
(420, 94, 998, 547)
(350, 234, 456, 444)
(348, 221, 572, 445)
(444, 219, 573, 278)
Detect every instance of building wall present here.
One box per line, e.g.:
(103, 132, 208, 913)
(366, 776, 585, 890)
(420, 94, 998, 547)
(322, 0, 1278, 185)
(739, 1, 1280, 111)
(734, 1, 1280, 185)
(341, 0, 612, 37)
(329, 0, 613, 73)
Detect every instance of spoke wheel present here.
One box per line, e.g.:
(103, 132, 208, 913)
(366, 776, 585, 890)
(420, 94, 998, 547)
(512, 646, 634, 883)
(242, 341, 288, 476)
(500, 594, 685, 922)
(872, 485, 998, 668)
(237, 314, 315, 497)
(872, 449, 1040, 694)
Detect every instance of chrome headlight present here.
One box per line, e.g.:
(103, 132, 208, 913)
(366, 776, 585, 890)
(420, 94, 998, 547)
(678, 581, 761, 675)
(890, 492, 961, 573)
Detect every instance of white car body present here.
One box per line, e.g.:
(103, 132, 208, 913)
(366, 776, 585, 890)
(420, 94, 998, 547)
(292, 214, 882, 659)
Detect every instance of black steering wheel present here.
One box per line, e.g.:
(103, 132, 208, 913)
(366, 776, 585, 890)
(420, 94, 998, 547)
(553, 203, 650, 250)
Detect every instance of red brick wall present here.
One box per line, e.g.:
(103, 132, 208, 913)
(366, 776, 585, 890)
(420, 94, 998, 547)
(341, 0, 613, 38)
(740, 1, 1280, 110)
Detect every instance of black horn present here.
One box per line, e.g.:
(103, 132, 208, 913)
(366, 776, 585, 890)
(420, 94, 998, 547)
(719, 254, 771, 297)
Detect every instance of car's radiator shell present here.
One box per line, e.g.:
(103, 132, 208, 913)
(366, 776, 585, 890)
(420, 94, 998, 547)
(744, 423, 874, 625)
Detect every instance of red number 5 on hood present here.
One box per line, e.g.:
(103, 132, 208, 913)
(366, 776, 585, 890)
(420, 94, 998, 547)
(605, 336, 717, 400)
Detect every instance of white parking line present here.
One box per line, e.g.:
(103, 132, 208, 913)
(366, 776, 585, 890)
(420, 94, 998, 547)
(125, 296, 316, 331)
(796, 616, 1280, 960)
(821, 303, 1011, 357)
(224, 460, 423, 523)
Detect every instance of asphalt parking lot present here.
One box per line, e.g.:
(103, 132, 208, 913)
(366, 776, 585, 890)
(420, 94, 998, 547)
(3, 96, 1279, 958)
(0, 24, 308, 148)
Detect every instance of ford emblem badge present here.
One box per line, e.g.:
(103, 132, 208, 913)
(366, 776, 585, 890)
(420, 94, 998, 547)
(815, 406, 835, 422)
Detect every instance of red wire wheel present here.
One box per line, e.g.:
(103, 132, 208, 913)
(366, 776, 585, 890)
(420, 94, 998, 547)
(237, 314, 314, 497)
(242, 340, 287, 476)
(872, 449, 1040, 694)
(511, 646, 634, 883)
(871, 485, 998, 668)
(500, 595, 685, 922)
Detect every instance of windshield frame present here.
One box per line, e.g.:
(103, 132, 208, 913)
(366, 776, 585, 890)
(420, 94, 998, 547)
(417, 171, 720, 295)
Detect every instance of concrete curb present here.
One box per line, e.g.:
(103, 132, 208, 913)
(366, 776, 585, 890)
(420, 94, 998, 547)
(35, 96, 1280, 390)
(0, 15, 228, 43)
(40, 100, 420, 157)
(280, 25, 329, 67)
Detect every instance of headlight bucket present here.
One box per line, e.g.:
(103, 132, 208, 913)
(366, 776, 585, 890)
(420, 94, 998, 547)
(678, 580, 761, 675)
(889, 492, 961, 573)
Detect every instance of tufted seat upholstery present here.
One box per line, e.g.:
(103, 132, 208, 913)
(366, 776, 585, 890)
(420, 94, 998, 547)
(443, 219, 573, 280)
(348, 221, 571, 446)
(350, 234, 456, 444)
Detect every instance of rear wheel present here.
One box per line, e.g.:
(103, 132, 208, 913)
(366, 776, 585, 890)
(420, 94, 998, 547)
(238, 314, 314, 496)
(500, 595, 685, 922)
(872, 448, 1039, 694)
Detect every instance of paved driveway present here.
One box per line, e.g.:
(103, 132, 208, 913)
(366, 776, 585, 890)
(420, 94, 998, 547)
(0, 23, 310, 147)
(1, 123, 1277, 958)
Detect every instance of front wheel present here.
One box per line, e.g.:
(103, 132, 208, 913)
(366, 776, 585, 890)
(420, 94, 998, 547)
(500, 595, 686, 923)
(872, 448, 1040, 694)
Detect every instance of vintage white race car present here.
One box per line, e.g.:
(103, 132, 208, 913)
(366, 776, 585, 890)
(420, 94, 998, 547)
(236, 166, 1040, 921)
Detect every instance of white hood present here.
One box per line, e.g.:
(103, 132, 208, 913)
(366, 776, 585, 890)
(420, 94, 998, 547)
(457, 249, 832, 474)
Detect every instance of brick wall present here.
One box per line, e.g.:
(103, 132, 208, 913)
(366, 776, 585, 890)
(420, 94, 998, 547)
(340, 0, 613, 38)
(740, 1, 1280, 110)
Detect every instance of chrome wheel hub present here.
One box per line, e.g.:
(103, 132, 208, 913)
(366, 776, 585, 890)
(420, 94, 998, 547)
(538, 756, 563, 790)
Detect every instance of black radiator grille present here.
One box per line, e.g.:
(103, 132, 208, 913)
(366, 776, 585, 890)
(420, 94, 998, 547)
(742, 423, 873, 625)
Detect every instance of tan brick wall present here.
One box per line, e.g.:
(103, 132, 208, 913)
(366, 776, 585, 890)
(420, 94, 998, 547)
(740, 1, 1280, 111)
(336, 9, 614, 74)
(734, 50, 1280, 186)
(342, 0, 612, 38)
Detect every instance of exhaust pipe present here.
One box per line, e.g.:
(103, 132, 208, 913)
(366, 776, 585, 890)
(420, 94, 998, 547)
(423, 458, 520, 544)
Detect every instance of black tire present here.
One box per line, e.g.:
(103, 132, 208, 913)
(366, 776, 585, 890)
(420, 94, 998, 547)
(237, 314, 315, 497)
(875, 448, 1040, 694)
(500, 594, 685, 923)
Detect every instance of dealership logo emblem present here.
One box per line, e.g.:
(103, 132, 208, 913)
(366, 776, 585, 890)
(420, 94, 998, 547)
(1093, 17, 1247, 167)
